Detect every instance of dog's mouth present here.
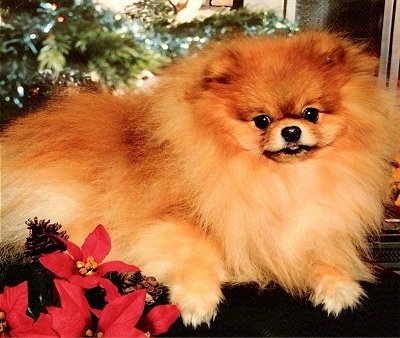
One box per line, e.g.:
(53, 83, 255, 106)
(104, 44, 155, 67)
(280, 144, 313, 155)
(263, 144, 316, 159)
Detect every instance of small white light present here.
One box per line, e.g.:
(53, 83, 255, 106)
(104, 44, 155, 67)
(17, 86, 24, 97)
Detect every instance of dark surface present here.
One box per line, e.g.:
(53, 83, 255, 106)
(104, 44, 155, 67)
(164, 269, 400, 337)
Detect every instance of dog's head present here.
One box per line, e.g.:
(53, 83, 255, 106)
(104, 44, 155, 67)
(184, 32, 379, 163)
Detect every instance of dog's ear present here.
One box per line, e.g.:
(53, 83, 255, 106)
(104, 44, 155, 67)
(306, 32, 378, 75)
(303, 32, 347, 67)
(321, 44, 346, 67)
(202, 48, 241, 87)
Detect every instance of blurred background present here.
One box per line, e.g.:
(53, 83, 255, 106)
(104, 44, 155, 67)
(1, 0, 398, 124)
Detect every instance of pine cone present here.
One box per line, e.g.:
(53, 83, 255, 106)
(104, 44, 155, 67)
(106, 271, 166, 305)
(24, 217, 69, 260)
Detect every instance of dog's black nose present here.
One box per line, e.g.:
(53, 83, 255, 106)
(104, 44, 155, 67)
(281, 126, 302, 142)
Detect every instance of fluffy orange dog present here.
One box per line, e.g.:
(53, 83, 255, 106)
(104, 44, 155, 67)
(1, 32, 399, 326)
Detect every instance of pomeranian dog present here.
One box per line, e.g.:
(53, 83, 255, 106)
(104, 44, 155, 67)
(1, 31, 399, 326)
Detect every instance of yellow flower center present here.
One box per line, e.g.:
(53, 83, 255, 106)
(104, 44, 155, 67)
(76, 256, 98, 276)
(0, 311, 7, 333)
(85, 329, 104, 337)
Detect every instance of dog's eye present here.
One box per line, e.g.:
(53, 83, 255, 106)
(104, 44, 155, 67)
(253, 114, 271, 129)
(302, 107, 319, 123)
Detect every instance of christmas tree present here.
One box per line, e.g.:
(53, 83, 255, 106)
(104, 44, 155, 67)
(0, 0, 297, 124)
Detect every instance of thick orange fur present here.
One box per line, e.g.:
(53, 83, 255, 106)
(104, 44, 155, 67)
(1, 32, 399, 326)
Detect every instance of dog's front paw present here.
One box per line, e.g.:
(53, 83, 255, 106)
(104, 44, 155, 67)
(169, 283, 224, 327)
(310, 275, 365, 316)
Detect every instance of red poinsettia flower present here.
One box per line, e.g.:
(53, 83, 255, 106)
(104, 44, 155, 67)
(86, 289, 178, 337)
(39, 224, 139, 301)
(47, 279, 92, 336)
(0, 281, 34, 337)
(11, 313, 57, 337)
(88, 289, 147, 337)
(137, 304, 180, 336)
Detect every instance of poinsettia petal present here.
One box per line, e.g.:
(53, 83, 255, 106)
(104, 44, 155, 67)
(69, 274, 101, 289)
(50, 235, 83, 261)
(32, 313, 56, 335)
(39, 252, 75, 278)
(98, 278, 120, 303)
(97, 261, 140, 276)
(1, 281, 28, 314)
(48, 280, 91, 335)
(7, 315, 35, 335)
(1, 281, 34, 330)
(54, 279, 91, 314)
(103, 323, 146, 337)
(47, 306, 90, 337)
(65, 240, 84, 262)
(81, 224, 111, 262)
(98, 290, 146, 330)
(137, 304, 180, 335)
(11, 313, 56, 337)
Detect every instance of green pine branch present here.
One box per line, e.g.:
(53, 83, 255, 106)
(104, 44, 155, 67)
(38, 35, 71, 76)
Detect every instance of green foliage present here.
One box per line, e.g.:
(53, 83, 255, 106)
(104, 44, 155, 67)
(38, 36, 70, 76)
(159, 8, 297, 58)
(127, 0, 297, 58)
(126, 0, 174, 29)
(0, 0, 166, 123)
(1, 1, 52, 122)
